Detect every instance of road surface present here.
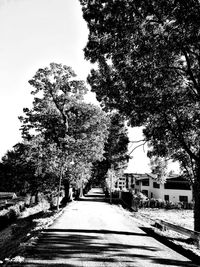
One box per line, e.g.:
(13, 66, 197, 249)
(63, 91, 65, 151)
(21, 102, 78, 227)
(11, 188, 198, 266)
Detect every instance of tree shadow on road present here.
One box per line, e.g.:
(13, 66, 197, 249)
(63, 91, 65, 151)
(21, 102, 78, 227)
(8, 228, 199, 267)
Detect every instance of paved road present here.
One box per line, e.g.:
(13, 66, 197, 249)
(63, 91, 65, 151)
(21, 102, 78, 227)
(13, 188, 198, 266)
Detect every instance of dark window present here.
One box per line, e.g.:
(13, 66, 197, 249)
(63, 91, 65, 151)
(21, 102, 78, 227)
(164, 195, 169, 201)
(151, 192, 153, 198)
(164, 182, 191, 190)
(153, 182, 160, 188)
(179, 196, 188, 202)
(136, 181, 139, 185)
(142, 179, 149, 186)
(142, 190, 148, 197)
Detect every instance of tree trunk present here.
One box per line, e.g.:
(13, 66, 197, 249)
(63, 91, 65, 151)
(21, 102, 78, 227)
(63, 179, 70, 204)
(193, 163, 200, 232)
(35, 191, 39, 204)
(79, 186, 84, 198)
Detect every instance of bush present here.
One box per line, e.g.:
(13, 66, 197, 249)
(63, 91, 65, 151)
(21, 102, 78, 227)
(8, 205, 21, 220)
(0, 200, 28, 230)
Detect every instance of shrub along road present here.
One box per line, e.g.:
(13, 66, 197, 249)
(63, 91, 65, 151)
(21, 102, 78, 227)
(5, 188, 199, 267)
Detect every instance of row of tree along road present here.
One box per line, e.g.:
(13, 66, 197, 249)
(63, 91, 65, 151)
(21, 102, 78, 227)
(0, 63, 129, 211)
(78, 0, 200, 232)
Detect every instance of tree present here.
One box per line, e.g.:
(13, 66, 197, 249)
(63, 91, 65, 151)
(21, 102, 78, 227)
(149, 156, 168, 183)
(91, 112, 129, 188)
(0, 139, 60, 203)
(0, 143, 34, 194)
(19, 63, 109, 200)
(80, 0, 200, 230)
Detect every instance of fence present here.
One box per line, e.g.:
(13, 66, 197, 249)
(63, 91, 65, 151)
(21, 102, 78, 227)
(155, 219, 200, 247)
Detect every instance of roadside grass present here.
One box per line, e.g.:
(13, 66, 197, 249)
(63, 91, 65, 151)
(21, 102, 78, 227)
(138, 208, 194, 230)
(0, 203, 64, 264)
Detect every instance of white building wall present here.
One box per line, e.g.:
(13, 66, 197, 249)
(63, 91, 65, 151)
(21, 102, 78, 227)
(150, 186, 163, 199)
(122, 173, 193, 203)
(136, 178, 193, 203)
(147, 182, 193, 203)
(159, 188, 193, 203)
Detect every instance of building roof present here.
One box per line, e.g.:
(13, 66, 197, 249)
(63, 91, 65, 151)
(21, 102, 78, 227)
(124, 172, 186, 182)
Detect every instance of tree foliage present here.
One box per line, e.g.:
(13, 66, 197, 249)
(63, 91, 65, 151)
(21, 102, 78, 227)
(0, 143, 34, 193)
(1, 63, 109, 197)
(92, 112, 129, 186)
(80, 0, 200, 230)
(149, 156, 168, 183)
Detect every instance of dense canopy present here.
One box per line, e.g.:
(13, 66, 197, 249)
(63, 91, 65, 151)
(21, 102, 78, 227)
(80, 0, 200, 230)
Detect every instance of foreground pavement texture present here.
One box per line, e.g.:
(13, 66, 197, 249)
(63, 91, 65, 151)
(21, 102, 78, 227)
(9, 188, 198, 266)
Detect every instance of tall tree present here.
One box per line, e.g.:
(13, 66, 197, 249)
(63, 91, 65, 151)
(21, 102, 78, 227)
(19, 63, 109, 199)
(91, 112, 129, 187)
(80, 0, 200, 230)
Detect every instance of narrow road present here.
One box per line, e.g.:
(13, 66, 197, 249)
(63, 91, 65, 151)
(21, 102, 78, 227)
(13, 188, 198, 266)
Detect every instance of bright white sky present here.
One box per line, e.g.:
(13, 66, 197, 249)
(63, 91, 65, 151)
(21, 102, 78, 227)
(0, 0, 93, 154)
(0, 0, 178, 173)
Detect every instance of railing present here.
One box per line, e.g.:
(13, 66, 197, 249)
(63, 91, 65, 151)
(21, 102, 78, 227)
(155, 219, 200, 247)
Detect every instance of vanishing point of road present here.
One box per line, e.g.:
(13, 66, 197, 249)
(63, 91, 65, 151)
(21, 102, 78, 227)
(10, 188, 199, 267)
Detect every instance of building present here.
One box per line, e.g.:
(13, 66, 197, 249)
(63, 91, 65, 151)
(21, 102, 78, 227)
(116, 173, 193, 203)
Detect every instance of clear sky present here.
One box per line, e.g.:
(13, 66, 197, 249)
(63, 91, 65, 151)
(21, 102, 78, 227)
(0, 0, 169, 173)
(0, 0, 94, 155)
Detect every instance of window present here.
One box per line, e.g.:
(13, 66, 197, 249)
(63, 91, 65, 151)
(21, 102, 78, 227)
(142, 190, 148, 197)
(179, 196, 188, 203)
(164, 180, 191, 190)
(164, 195, 169, 201)
(136, 181, 139, 185)
(142, 179, 149, 186)
(153, 182, 160, 188)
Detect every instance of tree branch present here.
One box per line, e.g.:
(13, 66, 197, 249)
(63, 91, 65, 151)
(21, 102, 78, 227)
(182, 48, 200, 95)
(48, 83, 67, 127)
(164, 113, 199, 162)
(128, 141, 147, 156)
(129, 139, 145, 143)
